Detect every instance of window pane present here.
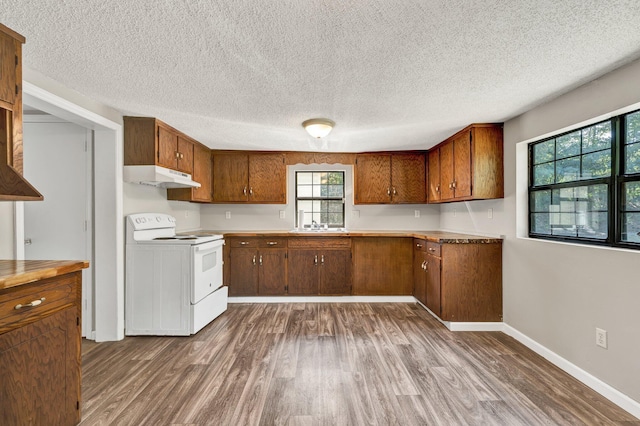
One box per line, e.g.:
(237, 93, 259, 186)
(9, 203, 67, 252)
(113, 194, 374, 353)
(328, 172, 344, 184)
(625, 142, 640, 175)
(298, 200, 312, 211)
(556, 131, 580, 159)
(328, 213, 344, 226)
(312, 173, 322, 184)
(626, 111, 640, 144)
(530, 213, 551, 234)
(581, 150, 611, 179)
(533, 140, 554, 164)
(312, 185, 322, 197)
(297, 173, 312, 184)
(328, 200, 343, 212)
(582, 122, 612, 153)
(621, 213, 640, 243)
(533, 163, 554, 186)
(623, 181, 640, 211)
(298, 185, 312, 197)
(588, 184, 608, 210)
(328, 185, 344, 197)
(556, 157, 580, 183)
(577, 212, 608, 239)
(530, 190, 551, 212)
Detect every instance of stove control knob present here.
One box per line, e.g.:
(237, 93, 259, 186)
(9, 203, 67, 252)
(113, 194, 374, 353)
(156, 216, 161, 222)
(141, 217, 147, 223)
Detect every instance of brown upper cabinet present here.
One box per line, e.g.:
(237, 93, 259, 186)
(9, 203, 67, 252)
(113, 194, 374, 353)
(212, 152, 286, 204)
(428, 123, 503, 203)
(0, 24, 42, 201)
(124, 117, 197, 175)
(167, 143, 213, 202)
(354, 153, 426, 204)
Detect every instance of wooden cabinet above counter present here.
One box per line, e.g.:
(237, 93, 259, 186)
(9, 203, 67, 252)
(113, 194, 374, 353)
(0, 24, 43, 201)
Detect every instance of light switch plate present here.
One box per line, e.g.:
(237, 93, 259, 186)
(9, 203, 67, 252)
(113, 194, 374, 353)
(225, 211, 231, 219)
(279, 210, 285, 219)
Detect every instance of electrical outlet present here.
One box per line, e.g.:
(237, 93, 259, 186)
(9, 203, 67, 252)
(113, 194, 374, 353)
(225, 211, 231, 219)
(596, 328, 608, 349)
(279, 210, 286, 219)
(414, 210, 420, 218)
(488, 208, 493, 219)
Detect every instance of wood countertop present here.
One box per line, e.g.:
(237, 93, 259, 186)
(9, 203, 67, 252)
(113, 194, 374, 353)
(187, 230, 502, 244)
(0, 260, 89, 290)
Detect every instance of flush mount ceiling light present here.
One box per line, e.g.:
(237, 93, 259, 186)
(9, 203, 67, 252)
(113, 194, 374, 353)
(302, 118, 335, 138)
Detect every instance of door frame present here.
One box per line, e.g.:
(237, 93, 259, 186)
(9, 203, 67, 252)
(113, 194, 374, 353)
(14, 81, 125, 342)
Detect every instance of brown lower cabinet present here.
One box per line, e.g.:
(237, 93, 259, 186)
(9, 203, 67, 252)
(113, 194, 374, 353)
(351, 237, 413, 295)
(413, 238, 428, 304)
(226, 237, 287, 296)
(426, 242, 502, 322)
(288, 238, 351, 295)
(0, 271, 82, 425)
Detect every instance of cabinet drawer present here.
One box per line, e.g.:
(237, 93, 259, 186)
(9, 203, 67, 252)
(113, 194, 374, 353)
(0, 274, 78, 333)
(426, 242, 441, 257)
(413, 239, 427, 252)
(258, 238, 288, 248)
(228, 238, 260, 248)
(288, 238, 351, 248)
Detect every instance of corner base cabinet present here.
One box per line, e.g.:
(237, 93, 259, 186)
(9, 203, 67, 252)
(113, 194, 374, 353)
(0, 261, 86, 426)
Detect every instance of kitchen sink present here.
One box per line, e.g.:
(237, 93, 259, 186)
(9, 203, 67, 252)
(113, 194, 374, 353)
(289, 228, 348, 233)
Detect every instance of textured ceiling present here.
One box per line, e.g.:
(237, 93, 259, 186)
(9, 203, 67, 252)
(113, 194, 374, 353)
(3, 1, 640, 152)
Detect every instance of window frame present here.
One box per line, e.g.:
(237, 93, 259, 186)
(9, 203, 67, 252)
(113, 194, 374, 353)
(295, 171, 346, 228)
(528, 109, 640, 250)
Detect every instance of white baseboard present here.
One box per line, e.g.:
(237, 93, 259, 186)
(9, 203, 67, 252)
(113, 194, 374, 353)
(503, 324, 640, 419)
(228, 296, 416, 303)
(447, 322, 504, 332)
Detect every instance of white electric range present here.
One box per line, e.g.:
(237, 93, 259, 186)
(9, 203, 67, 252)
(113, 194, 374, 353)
(125, 213, 227, 336)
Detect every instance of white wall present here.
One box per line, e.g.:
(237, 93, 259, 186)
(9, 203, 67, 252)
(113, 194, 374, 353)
(123, 184, 201, 231)
(200, 163, 440, 231)
(441, 58, 640, 403)
(0, 204, 14, 258)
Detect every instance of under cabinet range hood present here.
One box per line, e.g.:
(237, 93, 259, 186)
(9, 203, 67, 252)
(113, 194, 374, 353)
(123, 165, 201, 188)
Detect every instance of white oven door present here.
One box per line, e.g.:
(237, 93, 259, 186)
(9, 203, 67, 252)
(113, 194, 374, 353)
(192, 239, 225, 304)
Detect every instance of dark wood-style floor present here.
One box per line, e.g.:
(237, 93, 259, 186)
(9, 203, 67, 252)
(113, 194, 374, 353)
(80, 303, 638, 425)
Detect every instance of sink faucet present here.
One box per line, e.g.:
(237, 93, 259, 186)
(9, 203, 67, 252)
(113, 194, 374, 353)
(312, 220, 319, 229)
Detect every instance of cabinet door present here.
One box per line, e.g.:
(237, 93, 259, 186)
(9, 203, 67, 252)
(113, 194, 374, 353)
(425, 253, 441, 316)
(390, 153, 425, 203)
(413, 240, 427, 304)
(439, 141, 455, 200)
(212, 154, 249, 202)
(354, 154, 391, 204)
(248, 153, 286, 203)
(319, 249, 351, 295)
(191, 144, 212, 202)
(176, 136, 194, 174)
(287, 249, 318, 295)
(453, 131, 472, 198)
(0, 307, 80, 425)
(258, 249, 287, 295)
(228, 248, 258, 295)
(0, 32, 17, 105)
(157, 126, 178, 170)
(427, 149, 441, 203)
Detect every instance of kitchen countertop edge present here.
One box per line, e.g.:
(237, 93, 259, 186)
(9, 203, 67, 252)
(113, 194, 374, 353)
(190, 230, 503, 244)
(0, 260, 90, 290)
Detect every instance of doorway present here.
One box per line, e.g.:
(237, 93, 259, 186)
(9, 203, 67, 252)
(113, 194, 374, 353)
(22, 113, 94, 337)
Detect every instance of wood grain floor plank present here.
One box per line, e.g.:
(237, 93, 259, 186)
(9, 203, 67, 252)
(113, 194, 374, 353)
(78, 303, 639, 426)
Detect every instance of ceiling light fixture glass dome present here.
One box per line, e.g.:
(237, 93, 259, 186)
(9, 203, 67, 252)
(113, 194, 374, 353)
(302, 118, 335, 138)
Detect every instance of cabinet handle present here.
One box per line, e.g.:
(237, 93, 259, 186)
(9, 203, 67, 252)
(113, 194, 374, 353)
(387, 187, 391, 196)
(15, 297, 46, 310)
(449, 182, 453, 189)
(436, 184, 440, 192)
(240, 241, 249, 245)
(180, 153, 184, 159)
(428, 247, 435, 252)
(249, 187, 254, 196)
(314, 255, 318, 265)
(392, 187, 397, 195)
(243, 186, 247, 195)
(416, 243, 423, 248)
(452, 181, 457, 189)
(259, 255, 263, 265)
(266, 241, 278, 246)
(424, 262, 428, 271)
(321, 255, 324, 264)
(252, 255, 256, 265)
(420, 260, 426, 269)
